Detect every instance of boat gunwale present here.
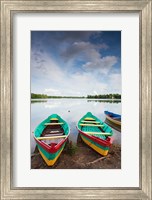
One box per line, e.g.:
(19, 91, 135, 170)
(33, 114, 70, 153)
(34, 134, 69, 153)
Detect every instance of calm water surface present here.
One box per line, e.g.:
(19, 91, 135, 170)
(31, 99, 121, 153)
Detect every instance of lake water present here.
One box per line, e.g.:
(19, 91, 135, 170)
(31, 98, 121, 153)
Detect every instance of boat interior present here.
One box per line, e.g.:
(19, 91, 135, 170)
(41, 119, 65, 137)
(80, 118, 106, 137)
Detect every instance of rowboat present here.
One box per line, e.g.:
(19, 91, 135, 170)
(104, 111, 121, 126)
(33, 114, 70, 166)
(77, 112, 113, 156)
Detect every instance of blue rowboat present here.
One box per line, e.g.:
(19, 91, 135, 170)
(104, 111, 121, 126)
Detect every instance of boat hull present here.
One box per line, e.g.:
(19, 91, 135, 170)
(81, 134, 109, 156)
(33, 114, 70, 166)
(37, 142, 66, 166)
(104, 111, 121, 126)
(105, 115, 121, 126)
(78, 130, 112, 156)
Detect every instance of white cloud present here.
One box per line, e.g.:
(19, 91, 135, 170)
(44, 88, 61, 95)
(83, 56, 118, 74)
(107, 73, 121, 93)
(31, 36, 121, 96)
(61, 41, 117, 75)
(31, 50, 64, 82)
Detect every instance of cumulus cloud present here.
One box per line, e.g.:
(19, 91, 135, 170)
(61, 41, 106, 61)
(60, 41, 117, 75)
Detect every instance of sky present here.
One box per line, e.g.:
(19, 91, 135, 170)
(31, 31, 121, 97)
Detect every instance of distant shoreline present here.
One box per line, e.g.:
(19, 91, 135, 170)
(31, 93, 121, 100)
(31, 97, 86, 99)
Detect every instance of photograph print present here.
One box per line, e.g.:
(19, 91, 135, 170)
(31, 31, 121, 169)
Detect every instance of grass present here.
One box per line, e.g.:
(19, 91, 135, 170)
(65, 140, 78, 156)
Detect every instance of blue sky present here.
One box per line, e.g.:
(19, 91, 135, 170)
(31, 31, 121, 96)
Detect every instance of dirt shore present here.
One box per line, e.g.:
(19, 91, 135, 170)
(31, 136, 121, 169)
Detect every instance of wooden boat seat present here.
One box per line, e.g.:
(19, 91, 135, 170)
(84, 117, 95, 121)
(113, 117, 121, 120)
(84, 132, 111, 136)
(37, 135, 67, 140)
(50, 118, 58, 120)
(49, 130, 61, 133)
(44, 122, 64, 125)
(44, 133, 64, 137)
(80, 123, 104, 127)
(81, 120, 100, 124)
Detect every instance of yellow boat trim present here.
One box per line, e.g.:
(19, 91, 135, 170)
(38, 148, 63, 166)
(85, 132, 111, 135)
(80, 124, 104, 127)
(81, 136, 108, 156)
(37, 135, 66, 140)
(106, 115, 121, 126)
(84, 117, 95, 121)
(81, 120, 100, 124)
(44, 122, 64, 125)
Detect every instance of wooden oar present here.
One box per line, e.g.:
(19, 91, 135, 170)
(44, 122, 64, 125)
(80, 123, 104, 127)
(85, 132, 111, 136)
(37, 135, 67, 140)
(81, 120, 100, 124)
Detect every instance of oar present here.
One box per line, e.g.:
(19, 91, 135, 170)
(85, 132, 111, 136)
(37, 135, 67, 140)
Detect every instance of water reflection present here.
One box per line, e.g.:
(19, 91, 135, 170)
(87, 99, 121, 103)
(31, 98, 121, 153)
(31, 99, 48, 103)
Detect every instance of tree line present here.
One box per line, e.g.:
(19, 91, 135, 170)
(31, 93, 48, 99)
(31, 93, 85, 99)
(31, 93, 121, 99)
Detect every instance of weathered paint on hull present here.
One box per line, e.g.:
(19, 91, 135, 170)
(105, 115, 121, 126)
(81, 134, 109, 156)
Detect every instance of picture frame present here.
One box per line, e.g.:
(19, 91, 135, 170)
(0, 0, 151, 199)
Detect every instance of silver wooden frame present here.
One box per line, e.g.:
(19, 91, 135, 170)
(0, 1, 151, 199)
